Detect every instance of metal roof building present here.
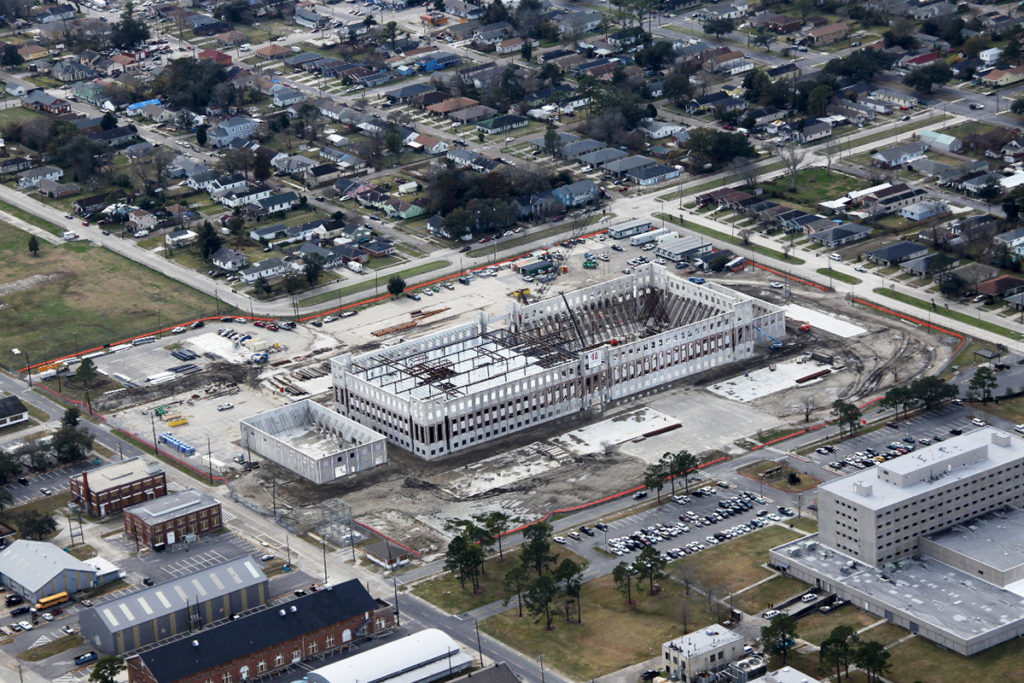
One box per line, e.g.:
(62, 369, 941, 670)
(127, 580, 391, 683)
(79, 556, 268, 654)
(306, 628, 474, 683)
(0, 539, 110, 602)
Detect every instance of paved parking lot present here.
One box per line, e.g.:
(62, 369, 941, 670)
(0, 461, 96, 507)
(801, 403, 1011, 472)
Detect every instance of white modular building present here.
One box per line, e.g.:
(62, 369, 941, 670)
(332, 264, 785, 459)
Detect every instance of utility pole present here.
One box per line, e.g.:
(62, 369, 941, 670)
(207, 437, 213, 484)
(475, 619, 483, 667)
(23, 350, 31, 387)
(150, 411, 159, 456)
(322, 534, 328, 585)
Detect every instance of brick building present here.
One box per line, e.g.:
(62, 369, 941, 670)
(126, 579, 395, 683)
(69, 457, 166, 517)
(122, 489, 222, 548)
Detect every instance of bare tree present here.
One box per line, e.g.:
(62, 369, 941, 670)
(801, 395, 816, 422)
(739, 228, 752, 245)
(676, 598, 691, 635)
(777, 142, 807, 191)
(823, 137, 841, 175)
(731, 157, 760, 188)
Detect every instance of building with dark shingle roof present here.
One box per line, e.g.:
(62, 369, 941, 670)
(125, 579, 394, 683)
(0, 395, 28, 428)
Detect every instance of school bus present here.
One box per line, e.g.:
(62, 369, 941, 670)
(35, 591, 70, 611)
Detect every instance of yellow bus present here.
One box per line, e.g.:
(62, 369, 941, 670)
(35, 591, 69, 611)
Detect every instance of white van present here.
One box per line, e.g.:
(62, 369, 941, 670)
(801, 593, 817, 603)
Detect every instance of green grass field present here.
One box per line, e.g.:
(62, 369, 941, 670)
(669, 525, 802, 594)
(0, 223, 220, 371)
(816, 267, 861, 285)
(762, 169, 863, 213)
(733, 575, 808, 615)
(482, 572, 717, 680)
(299, 260, 452, 308)
(873, 288, 1023, 341)
(797, 608, 880, 646)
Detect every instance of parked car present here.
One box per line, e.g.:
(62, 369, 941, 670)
(74, 652, 98, 665)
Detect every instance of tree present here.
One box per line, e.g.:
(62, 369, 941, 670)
(53, 407, 93, 464)
(543, 125, 563, 156)
(777, 142, 807, 192)
(671, 450, 700, 493)
(703, 18, 735, 37)
(253, 153, 272, 182)
(819, 625, 858, 680)
(28, 235, 39, 257)
(801, 395, 816, 422)
(807, 84, 833, 117)
(879, 385, 915, 419)
(1013, 97, 1024, 116)
(977, 181, 1002, 213)
(384, 123, 405, 161)
(443, 535, 471, 589)
(303, 253, 325, 287)
(854, 639, 892, 683)
(1, 44, 23, 68)
(474, 511, 518, 558)
(89, 656, 126, 683)
(195, 124, 208, 148)
(77, 357, 98, 414)
(831, 399, 862, 436)
(198, 221, 221, 261)
(633, 546, 666, 595)
(520, 521, 557, 578)
(0, 451, 21, 487)
(554, 557, 584, 622)
(903, 62, 952, 93)
(100, 112, 118, 131)
(387, 275, 406, 296)
(382, 21, 400, 52)
(761, 613, 799, 665)
(643, 461, 666, 503)
(111, 1, 150, 49)
(909, 376, 958, 409)
(15, 509, 57, 539)
(521, 40, 533, 61)
(524, 574, 560, 630)
(503, 565, 529, 617)
(612, 561, 635, 606)
(0, 488, 11, 515)
(823, 136, 842, 175)
(969, 365, 998, 402)
(683, 128, 756, 171)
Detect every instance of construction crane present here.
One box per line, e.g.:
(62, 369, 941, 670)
(753, 326, 783, 350)
(560, 292, 587, 350)
(533, 213, 592, 299)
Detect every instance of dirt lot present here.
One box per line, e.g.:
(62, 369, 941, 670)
(82, 247, 957, 563)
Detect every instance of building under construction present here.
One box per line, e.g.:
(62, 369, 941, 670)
(331, 264, 785, 460)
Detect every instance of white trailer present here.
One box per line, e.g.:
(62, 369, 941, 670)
(630, 227, 670, 246)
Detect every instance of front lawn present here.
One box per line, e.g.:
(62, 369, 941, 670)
(669, 525, 802, 594)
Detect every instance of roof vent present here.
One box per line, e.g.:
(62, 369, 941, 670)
(191, 640, 199, 647)
(289, 605, 297, 613)
(993, 432, 1011, 448)
(278, 609, 286, 617)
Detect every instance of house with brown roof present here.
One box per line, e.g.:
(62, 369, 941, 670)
(198, 48, 232, 66)
(215, 30, 248, 46)
(17, 42, 46, 61)
(255, 44, 291, 59)
(982, 65, 1024, 87)
(110, 53, 138, 71)
(977, 275, 1024, 297)
(807, 22, 849, 45)
(426, 96, 478, 115)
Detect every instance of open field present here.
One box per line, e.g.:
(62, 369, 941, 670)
(886, 633, 1022, 682)
(796, 607, 879, 646)
(817, 267, 861, 285)
(481, 572, 718, 681)
(733, 575, 808, 615)
(762, 169, 863, 213)
(411, 547, 588, 614)
(0, 224, 220, 370)
(299, 260, 452, 307)
(669, 525, 802, 594)
(737, 460, 821, 493)
(789, 516, 818, 533)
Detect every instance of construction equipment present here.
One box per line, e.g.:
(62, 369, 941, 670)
(583, 259, 597, 269)
(249, 352, 269, 364)
(754, 326, 783, 350)
(512, 289, 531, 304)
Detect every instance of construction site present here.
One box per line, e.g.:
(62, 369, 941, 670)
(57, 230, 955, 563)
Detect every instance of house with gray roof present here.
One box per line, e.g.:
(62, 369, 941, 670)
(807, 222, 871, 248)
(578, 147, 628, 167)
(865, 240, 929, 266)
(603, 155, 656, 176)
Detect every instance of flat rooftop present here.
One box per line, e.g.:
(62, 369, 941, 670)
(820, 427, 1024, 510)
(124, 489, 219, 525)
(773, 534, 1024, 642)
(664, 623, 742, 656)
(72, 457, 162, 492)
(925, 506, 1024, 573)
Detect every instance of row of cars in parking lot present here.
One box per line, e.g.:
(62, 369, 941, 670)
(819, 416, 989, 472)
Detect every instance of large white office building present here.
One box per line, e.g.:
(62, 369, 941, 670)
(331, 264, 785, 459)
(772, 428, 1024, 655)
(817, 427, 1024, 567)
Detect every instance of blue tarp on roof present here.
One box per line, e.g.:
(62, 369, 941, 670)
(128, 98, 160, 111)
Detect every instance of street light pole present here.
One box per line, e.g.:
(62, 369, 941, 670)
(538, 654, 546, 683)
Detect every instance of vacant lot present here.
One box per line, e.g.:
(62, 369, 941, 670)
(670, 525, 802, 594)
(482, 572, 718, 681)
(887, 633, 1021, 682)
(762, 168, 863, 213)
(411, 547, 587, 614)
(0, 223, 218, 370)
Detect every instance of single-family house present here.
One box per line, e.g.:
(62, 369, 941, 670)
(361, 239, 396, 258)
(52, 59, 96, 82)
(899, 200, 947, 221)
(207, 117, 259, 149)
(17, 166, 62, 189)
(408, 134, 448, 155)
(788, 119, 831, 144)
(551, 180, 597, 208)
(982, 65, 1024, 87)
(165, 229, 198, 247)
(628, 164, 680, 186)
(639, 120, 684, 140)
(271, 85, 305, 108)
(35, 179, 79, 199)
(476, 115, 528, 135)
(128, 210, 159, 233)
(303, 164, 341, 187)
(994, 227, 1024, 256)
(22, 90, 70, 115)
(257, 192, 299, 215)
(872, 141, 929, 167)
(807, 222, 871, 248)
(0, 157, 31, 175)
(241, 258, 288, 283)
(212, 247, 248, 272)
(918, 130, 961, 153)
(864, 240, 928, 266)
(807, 22, 849, 46)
